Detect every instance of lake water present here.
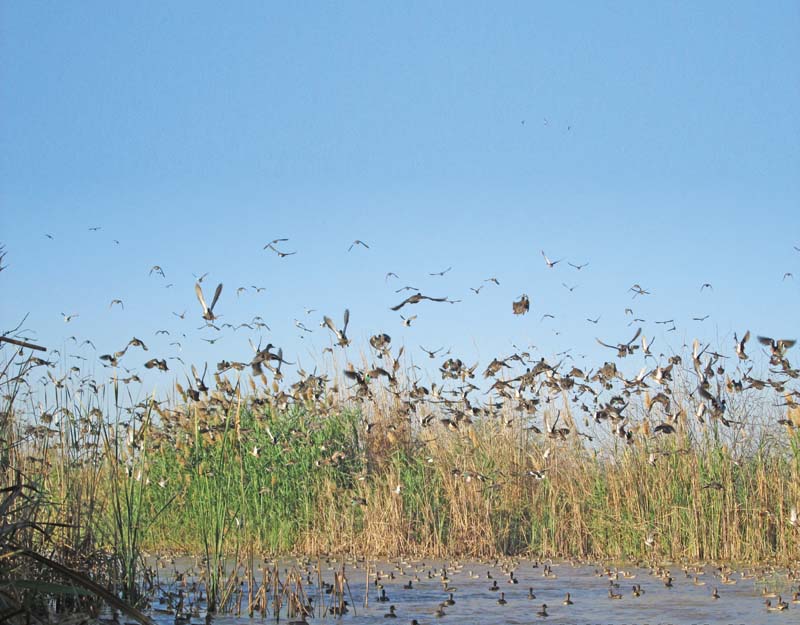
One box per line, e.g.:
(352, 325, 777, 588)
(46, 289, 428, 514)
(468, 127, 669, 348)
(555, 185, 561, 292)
(144, 559, 798, 625)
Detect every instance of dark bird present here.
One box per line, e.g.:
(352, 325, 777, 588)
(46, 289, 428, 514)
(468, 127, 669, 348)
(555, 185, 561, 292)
(700, 283, 713, 291)
(693, 315, 710, 321)
(512, 294, 530, 315)
(568, 261, 589, 270)
(109, 299, 124, 309)
(391, 294, 448, 311)
(596, 328, 642, 358)
(484, 277, 500, 285)
(348, 240, 369, 251)
(88, 226, 101, 231)
(263, 238, 288, 249)
(757, 336, 796, 358)
(385, 272, 400, 281)
(144, 358, 168, 371)
(429, 266, 452, 277)
(629, 284, 650, 298)
(149, 265, 165, 277)
(586, 316, 601, 324)
(195, 282, 223, 321)
(420, 346, 445, 358)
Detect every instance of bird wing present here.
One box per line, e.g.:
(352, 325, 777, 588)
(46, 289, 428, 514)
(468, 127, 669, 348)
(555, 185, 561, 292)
(343, 309, 350, 333)
(390, 297, 412, 311)
(757, 335, 772, 346)
(323, 316, 338, 334)
(208, 283, 223, 312)
(195, 283, 208, 314)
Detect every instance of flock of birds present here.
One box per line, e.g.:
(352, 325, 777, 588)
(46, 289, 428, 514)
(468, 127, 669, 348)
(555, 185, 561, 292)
(147, 555, 800, 623)
(9, 233, 800, 473)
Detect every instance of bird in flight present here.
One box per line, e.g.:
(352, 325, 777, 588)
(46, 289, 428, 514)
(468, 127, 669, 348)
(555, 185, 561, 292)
(629, 284, 651, 298)
(385, 272, 400, 282)
(401, 314, 417, 327)
(429, 266, 452, 277)
(420, 346, 446, 358)
(512, 294, 530, 315)
(700, 283, 713, 291)
(109, 299, 124, 309)
(693, 315, 710, 321)
(391, 293, 448, 311)
(150, 266, 165, 278)
(541, 251, 561, 268)
(195, 282, 223, 321)
(263, 238, 288, 249)
(88, 226, 101, 231)
(348, 240, 369, 251)
(484, 277, 500, 285)
(568, 262, 589, 270)
(61, 312, 79, 323)
(586, 316, 601, 324)
(323, 309, 351, 347)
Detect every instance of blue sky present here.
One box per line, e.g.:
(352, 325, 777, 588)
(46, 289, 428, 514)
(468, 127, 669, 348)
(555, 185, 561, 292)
(1, 1, 798, 389)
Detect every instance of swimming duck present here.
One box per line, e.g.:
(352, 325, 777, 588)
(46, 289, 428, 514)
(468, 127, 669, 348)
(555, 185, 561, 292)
(497, 592, 507, 605)
(609, 588, 622, 600)
(711, 587, 720, 600)
(377, 588, 389, 602)
(527, 587, 536, 600)
(536, 603, 549, 617)
(384, 604, 398, 618)
(489, 580, 499, 591)
(765, 598, 787, 612)
(444, 593, 455, 606)
(563, 593, 573, 605)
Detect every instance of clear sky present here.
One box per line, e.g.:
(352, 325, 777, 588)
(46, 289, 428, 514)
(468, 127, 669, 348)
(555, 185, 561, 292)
(2, 1, 799, 391)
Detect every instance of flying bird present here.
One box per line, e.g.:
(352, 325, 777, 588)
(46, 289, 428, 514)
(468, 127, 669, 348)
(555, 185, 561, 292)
(109, 299, 124, 309)
(541, 251, 561, 268)
(348, 240, 370, 251)
(700, 283, 713, 291)
(149, 266, 165, 278)
(391, 293, 448, 311)
(429, 266, 452, 277)
(568, 262, 589, 270)
(323, 309, 351, 347)
(195, 282, 223, 321)
(512, 294, 530, 315)
(263, 238, 288, 249)
(61, 312, 79, 323)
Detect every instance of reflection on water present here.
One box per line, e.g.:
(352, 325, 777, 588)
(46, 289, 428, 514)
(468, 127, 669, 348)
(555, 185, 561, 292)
(145, 559, 798, 625)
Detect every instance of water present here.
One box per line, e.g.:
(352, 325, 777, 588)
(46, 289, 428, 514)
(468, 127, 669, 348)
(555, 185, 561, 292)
(145, 559, 798, 625)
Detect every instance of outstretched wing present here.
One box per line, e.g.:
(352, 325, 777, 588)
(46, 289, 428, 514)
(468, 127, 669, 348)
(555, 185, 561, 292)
(209, 283, 223, 312)
(195, 283, 208, 314)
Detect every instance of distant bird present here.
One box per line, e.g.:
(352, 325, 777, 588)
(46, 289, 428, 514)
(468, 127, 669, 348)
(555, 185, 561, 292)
(263, 238, 288, 249)
(195, 282, 223, 321)
(109, 299, 124, 309)
(693, 315, 710, 321)
(149, 265, 165, 278)
(348, 240, 369, 251)
(173, 310, 186, 319)
(420, 346, 445, 358)
(400, 314, 417, 327)
(568, 262, 589, 270)
(700, 283, 713, 291)
(323, 309, 351, 346)
(586, 316, 601, 324)
(541, 250, 561, 268)
(512, 294, 530, 315)
(470, 285, 484, 294)
(561, 283, 577, 292)
(88, 226, 101, 231)
(484, 277, 500, 285)
(144, 358, 168, 371)
(596, 328, 642, 358)
(784, 272, 793, 281)
(734, 331, 750, 360)
(629, 284, 650, 298)
(45, 233, 54, 239)
(61, 312, 78, 323)
(391, 293, 448, 311)
(429, 266, 452, 277)
(540, 313, 555, 322)
(757, 336, 796, 358)
(385, 272, 400, 282)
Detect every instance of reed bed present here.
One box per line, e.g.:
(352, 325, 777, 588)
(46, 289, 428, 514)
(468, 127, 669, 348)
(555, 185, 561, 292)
(4, 346, 798, 573)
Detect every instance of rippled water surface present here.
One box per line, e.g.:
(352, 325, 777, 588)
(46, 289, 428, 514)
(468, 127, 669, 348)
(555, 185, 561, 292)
(145, 559, 798, 625)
